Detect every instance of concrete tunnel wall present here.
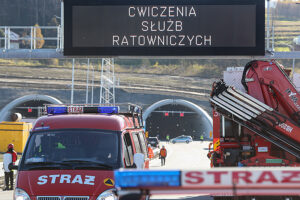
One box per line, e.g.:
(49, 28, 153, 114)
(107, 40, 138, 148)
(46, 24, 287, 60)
(143, 99, 212, 139)
(0, 94, 63, 122)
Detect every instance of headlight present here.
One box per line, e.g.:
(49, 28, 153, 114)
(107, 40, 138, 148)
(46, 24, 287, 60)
(96, 189, 117, 200)
(14, 188, 31, 200)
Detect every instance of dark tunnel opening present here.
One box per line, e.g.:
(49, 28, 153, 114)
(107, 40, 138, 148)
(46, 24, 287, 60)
(145, 104, 205, 141)
(11, 100, 51, 119)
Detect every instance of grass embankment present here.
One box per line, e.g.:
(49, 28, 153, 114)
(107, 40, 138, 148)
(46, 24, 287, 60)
(0, 58, 228, 79)
(272, 20, 300, 50)
(115, 63, 226, 78)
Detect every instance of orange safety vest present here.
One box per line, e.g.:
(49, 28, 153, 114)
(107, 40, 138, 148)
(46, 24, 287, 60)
(148, 147, 154, 159)
(160, 148, 167, 157)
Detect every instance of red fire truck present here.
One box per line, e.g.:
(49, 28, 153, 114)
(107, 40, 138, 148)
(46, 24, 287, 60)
(12, 104, 149, 200)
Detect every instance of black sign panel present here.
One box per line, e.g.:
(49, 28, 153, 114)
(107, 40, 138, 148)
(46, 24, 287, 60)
(64, 0, 265, 56)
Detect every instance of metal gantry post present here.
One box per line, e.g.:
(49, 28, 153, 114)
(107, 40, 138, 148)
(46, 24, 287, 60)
(7, 27, 10, 49)
(60, 0, 64, 50)
(99, 58, 116, 105)
(56, 26, 60, 50)
(86, 58, 90, 104)
(99, 60, 104, 103)
(30, 27, 33, 50)
(71, 58, 75, 104)
(33, 27, 37, 49)
(272, 11, 275, 51)
(270, 0, 278, 51)
(91, 64, 95, 104)
(4, 26, 7, 50)
(267, 0, 270, 50)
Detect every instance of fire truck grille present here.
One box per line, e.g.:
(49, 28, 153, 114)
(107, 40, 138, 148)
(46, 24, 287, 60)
(37, 197, 89, 200)
(37, 197, 61, 200)
(64, 197, 89, 200)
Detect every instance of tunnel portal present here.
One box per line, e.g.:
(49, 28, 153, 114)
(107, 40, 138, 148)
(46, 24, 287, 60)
(12, 100, 52, 119)
(143, 99, 212, 141)
(0, 95, 62, 122)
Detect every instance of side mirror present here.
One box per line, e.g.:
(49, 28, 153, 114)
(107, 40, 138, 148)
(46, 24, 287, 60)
(133, 153, 145, 169)
(8, 163, 18, 170)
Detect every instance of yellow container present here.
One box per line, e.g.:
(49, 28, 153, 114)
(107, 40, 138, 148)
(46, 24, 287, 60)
(0, 121, 32, 153)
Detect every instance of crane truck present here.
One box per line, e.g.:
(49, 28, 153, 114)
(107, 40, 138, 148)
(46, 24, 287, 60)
(208, 60, 300, 167)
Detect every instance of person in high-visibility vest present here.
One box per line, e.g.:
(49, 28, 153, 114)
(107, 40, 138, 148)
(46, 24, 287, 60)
(145, 131, 149, 138)
(200, 134, 204, 142)
(148, 144, 154, 159)
(159, 145, 167, 166)
(166, 134, 170, 143)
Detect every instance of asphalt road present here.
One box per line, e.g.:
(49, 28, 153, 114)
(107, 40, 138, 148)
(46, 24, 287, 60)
(149, 141, 210, 169)
(149, 141, 213, 200)
(0, 141, 212, 200)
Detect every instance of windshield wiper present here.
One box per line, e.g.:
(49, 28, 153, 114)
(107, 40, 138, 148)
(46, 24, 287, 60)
(26, 161, 73, 166)
(26, 161, 60, 165)
(62, 160, 114, 169)
(26, 161, 73, 170)
(27, 166, 62, 170)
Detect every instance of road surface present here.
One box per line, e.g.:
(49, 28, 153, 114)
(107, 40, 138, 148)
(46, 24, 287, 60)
(149, 141, 212, 200)
(0, 141, 212, 200)
(149, 141, 210, 169)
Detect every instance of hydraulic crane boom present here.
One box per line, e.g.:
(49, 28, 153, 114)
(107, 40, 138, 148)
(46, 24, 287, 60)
(209, 60, 300, 167)
(210, 81, 300, 161)
(242, 60, 300, 123)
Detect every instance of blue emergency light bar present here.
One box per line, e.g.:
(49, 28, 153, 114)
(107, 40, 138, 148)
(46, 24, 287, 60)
(47, 106, 68, 114)
(46, 106, 119, 115)
(114, 170, 180, 188)
(98, 106, 119, 114)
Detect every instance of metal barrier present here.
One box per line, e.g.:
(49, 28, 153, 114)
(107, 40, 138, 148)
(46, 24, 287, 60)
(0, 25, 299, 59)
(0, 26, 63, 51)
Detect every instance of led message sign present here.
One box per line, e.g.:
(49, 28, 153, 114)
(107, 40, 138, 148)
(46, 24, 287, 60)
(64, 0, 265, 56)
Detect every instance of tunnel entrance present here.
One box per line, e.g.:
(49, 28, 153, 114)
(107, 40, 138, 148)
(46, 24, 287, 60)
(146, 104, 203, 140)
(12, 100, 51, 119)
(0, 95, 62, 122)
(143, 99, 212, 141)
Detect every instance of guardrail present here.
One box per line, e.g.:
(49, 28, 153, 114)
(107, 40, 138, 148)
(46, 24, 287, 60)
(0, 26, 63, 51)
(0, 26, 299, 59)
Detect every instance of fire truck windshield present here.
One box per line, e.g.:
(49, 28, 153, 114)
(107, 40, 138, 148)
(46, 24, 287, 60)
(20, 129, 120, 170)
